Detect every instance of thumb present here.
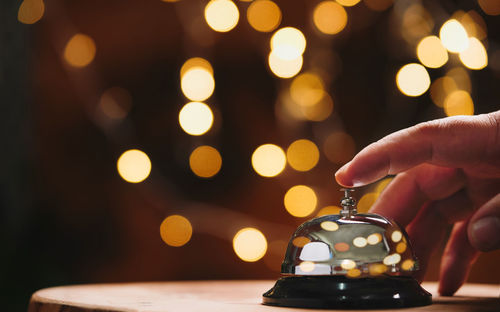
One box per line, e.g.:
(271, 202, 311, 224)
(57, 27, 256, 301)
(468, 193, 500, 252)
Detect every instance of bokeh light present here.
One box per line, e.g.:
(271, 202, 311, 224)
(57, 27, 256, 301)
(363, 0, 393, 12)
(270, 27, 306, 60)
(99, 87, 132, 120)
(180, 57, 214, 77)
(383, 253, 401, 265)
(430, 76, 458, 108)
(286, 139, 320, 172)
(233, 228, 267, 262)
(396, 63, 430, 97)
(178, 102, 214, 136)
(401, 4, 434, 43)
(444, 90, 474, 116)
(290, 73, 324, 107)
(251, 144, 286, 177)
(439, 19, 469, 53)
(321, 221, 339, 231)
(459, 37, 488, 70)
(284, 185, 317, 217)
(181, 67, 215, 102)
(391, 230, 402, 243)
(18, 0, 44, 24)
(357, 192, 379, 213)
(323, 131, 356, 164)
(374, 178, 393, 194)
(63, 34, 96, 68)
(401, 259, 415, 271)
(205, 0, 240, 32)
(416, 36, 448, 68)
(336, 0, 360, 6)
(478, 0, 500, 15)
(446, 67, 472, 92)
(313, 1, 348, 35)
(247, 0, 281, 32)
(301, 93, 334, 121)
(455, 10, 487, 40)
(299, 261, 315, 272)
(317, 206, 341, 216)
(189, 146, 222, 178)
(353, 237, 367, 248)
(117, 149, 152, 183)
(268, 52, 303, 78)
(160, 215, 193, 247)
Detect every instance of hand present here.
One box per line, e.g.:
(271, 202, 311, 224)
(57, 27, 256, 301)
(335, 110, 500, 296)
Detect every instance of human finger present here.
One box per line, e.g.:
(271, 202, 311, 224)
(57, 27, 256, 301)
(468, 193, 500, 252)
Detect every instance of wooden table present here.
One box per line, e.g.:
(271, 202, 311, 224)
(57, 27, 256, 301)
(28, 281, 499, 312)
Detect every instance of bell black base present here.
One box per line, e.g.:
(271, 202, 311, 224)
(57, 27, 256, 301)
(262, 275, 432, 309)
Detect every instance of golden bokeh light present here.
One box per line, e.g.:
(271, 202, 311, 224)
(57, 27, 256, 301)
(383, 253, 402, 265)
(299, 261, 315, 272)
(396, 63, 430, 97)
(478, 0, 500, 15)
(251, 144, 286, 177)
(284, 185, 317, 217)
(446, 67, 472, 92)
(99, 87, 132, 120)
(363, 0, 393, 12)
(205, 0, 240, 32)
(357, 192, 379, 213)
(313, 1, 348, 35)
(292, 236, 311, 247)
(456, 11, 487, 40)
(444, 90, 474, 117)
(181, 67, 215, 102)
(459, 37, 488, 70)
(18, 0, 44, 24)
(247, 0, 281, 32)
(396, 242, 407, 253)
(301, 93, 334, 121)
(335, 242, 350, 252)
(268, 52, 303, 78)
(233, 227, 268, 262)
(439, 19, 469, 53)
(179, 102, 214, 136)
(323, 131, 356, 164)
(63, 33, 96, 68)
(189, 146, 222, 178)
(270, 27, 306, 60)
(374, 177, 392, 194)
(367, 233, 382, 245)
(336, 0, 360, 6)
(347, 268, 361, 278)
(160, 215, 193, 247)
(117, 149, 152, 183)
(430, 76, 458, 108)
(401, 259, 415, 271)
(317, 206, 341, 216)
(341, 259, 356, 270)
(353, 237, 367, 248)
(321, 221, 339, 231)
(290, 73, 324, 107)
(401, 4, 434, 43)
(286, 139, 320, 172)
(369, 263, 388, 275)
(391, 230, 402, 243)
(180, 57, 213, 77)
(416, 36, 448, 68)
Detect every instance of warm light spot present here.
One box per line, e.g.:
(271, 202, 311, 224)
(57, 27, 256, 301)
(357, 192, 379, 213)
(321, 221, 339, 231)
(317, 206, 341, 216)
(369, 263, 388, 275)
(353, 237, 367, 248)
(299, 261, 315, 272)
(401, 4, 434, 43)
(396, 63, 430, 97)
(347, 268, 361, 277)
(367, 233, 382, 245)
(391, 231, 402, 243)
(396, 242, 407, 254)
(293, 236, 311, 247)
(444, 90, 474, 116)
(336, 0, 360, 6)
(375, 178, 392, 194)
(63, 34, 96, 68)
(99, 87, 132, 120)
(233, 227, 268, 262)
(456, 11, 487, 40)
(459, 37, 488, 70)
(286, 139, 320, 172)
(383, 253, 402, 265)
(313, 1, 348, 35)
(270, 27, 306, 60)
(341, 259, 356, 270)
(290, 73, 324, 107)
(117, 149, 152, 183)
(430, 76, 458, 108)
(323, 132, 356, 164)
(247, 0, 281, 32)
(301, 93, 334, 121)
(189, 146, 222, 178)
(401, 259, 415, 271)
(178, 102, 214, 136)
(440, 19, 469, 53)
(268, 52, 303, 78)
(363, 0, 393, 12)
(205, 0, 239, 32)
(160, 215, 193, 247)
(284, 185, 317, 217)
(251, 144, 286, 177)
(181, 67, 215, 102)
(416, 36, 449, 68)
(478, 0, 500, 16)
(335, 242, 350, 252)
(180, 57, 213, 77)
(446, 67, 472, 92)
(18, 0, 44, 24)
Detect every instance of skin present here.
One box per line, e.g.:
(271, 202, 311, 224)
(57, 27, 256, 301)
(335, 110, 500, 296)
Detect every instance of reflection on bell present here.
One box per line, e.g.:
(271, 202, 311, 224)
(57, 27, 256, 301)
(263, 188, 432, 309)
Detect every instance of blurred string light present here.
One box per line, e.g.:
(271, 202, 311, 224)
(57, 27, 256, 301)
(446, 67, 471, 92)
(363, 0, 393, 12)
(178, 102, 214, 136)
(455, 10, 487, 40)
(64, 33, 96, 68)
(416, 36, 448, 68)
(189, 145, 222, 178)
(251, 144, 286, 177)
(478, 0, 500, 16)
(444, 90, 474, 116)
(396, 63, 430, 97)
(313, 1, 348, 35)
(247, 0, 281, 32)
(336, 0, 360, 7)
(290, 73, 324, 107)
(286, 139, 320, 172)
(205, 0, 240, 32)
(99, 87, 132, 120)
(233, 228, 268, 262)
(268, 27, 306, 79)
(459, 37, 488, 70)
(430, 76, 458, 107)
(268, 52, 303, 78)
(160, 215, 193, 247)
(17, 0, 44, 24)
(401, 4, 434, 43)
(117, 149, 152, 183)
(439, 19, 469, 53)
(181, 67, 215, 102)
(284, 185, 317, 217)
(323, 131, 355, 164)
(317, 205, 341, 216)
(180, 57, 214, 77)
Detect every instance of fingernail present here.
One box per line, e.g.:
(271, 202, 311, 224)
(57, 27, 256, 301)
(471, 217, 500, 251)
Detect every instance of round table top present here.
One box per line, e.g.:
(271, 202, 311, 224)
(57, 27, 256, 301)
(28, 280, 499, 312)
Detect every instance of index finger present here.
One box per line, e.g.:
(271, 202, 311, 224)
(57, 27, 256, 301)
(335, 111, 500, 187)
